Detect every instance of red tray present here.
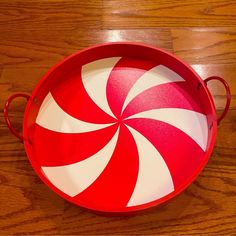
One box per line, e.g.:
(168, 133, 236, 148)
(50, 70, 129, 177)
(4, 43, 231, 213)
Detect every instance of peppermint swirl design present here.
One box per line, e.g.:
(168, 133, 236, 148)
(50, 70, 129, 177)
(35, 57, 208, 211)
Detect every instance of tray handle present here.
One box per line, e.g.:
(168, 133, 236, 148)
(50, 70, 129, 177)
(204, 76, 231, 125)
(4, 93, 30, 142)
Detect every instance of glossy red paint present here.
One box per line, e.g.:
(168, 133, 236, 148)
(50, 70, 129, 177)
(204, 76, 231, 125)
(4, 93, 30, 142)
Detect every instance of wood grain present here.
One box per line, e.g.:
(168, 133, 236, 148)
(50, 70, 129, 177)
(0, 0, 236, 234)
(102, 0, 236, 28)
(0, 0, 102, 34)
(0, 29, 172, 68)
(172, 28, 236, 65)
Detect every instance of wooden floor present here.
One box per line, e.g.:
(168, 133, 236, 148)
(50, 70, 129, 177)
(0, 0, 236, 235)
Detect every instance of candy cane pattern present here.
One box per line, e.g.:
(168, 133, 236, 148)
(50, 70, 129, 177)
(34, 57, 208, 211)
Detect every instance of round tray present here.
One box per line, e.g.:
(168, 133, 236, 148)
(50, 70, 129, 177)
(4, 43, 231, 213)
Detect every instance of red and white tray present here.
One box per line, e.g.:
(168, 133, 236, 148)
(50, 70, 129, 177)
(4, 43, 231, 213)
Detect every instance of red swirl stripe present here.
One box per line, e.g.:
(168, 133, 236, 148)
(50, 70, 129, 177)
(106, 58, 158, 118)
(122, 82, 203, 119)
(34, 123, 119, 166)
(74, 124, 139, 210)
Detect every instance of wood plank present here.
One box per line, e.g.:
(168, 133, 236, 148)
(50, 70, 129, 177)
(172, 27, 236, 65)
(102, 0, 236, 28)
(0, 160, 65, 235)
(0, 29, 172, 68)
(0, 0, 102, 35)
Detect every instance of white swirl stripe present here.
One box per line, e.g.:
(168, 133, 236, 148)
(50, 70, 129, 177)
(42, 128, 120, 197)
(122, 65, 185, 112)
(126, 108, 208, 151)
(36, 93, 114, 133)
(126, 126, 174, 207)
(82, 57, 121, 118)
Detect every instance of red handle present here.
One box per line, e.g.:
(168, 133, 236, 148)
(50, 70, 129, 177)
(4, 93, 30, 142)
(204, 76, 231, 125)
